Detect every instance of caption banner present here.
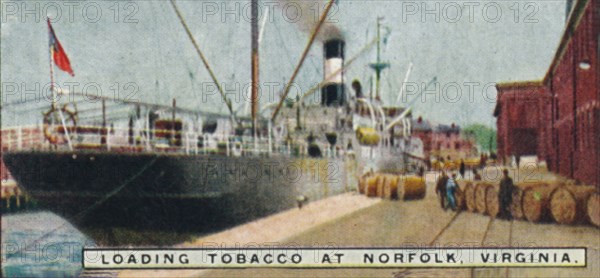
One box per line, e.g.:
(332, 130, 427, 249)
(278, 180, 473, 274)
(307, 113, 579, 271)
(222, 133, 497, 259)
(83, 248, 586, 269)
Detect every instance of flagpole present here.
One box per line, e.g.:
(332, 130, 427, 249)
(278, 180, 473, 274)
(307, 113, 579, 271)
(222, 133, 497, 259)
(47, 18, 56, 111)
(47, 17, 73, 151)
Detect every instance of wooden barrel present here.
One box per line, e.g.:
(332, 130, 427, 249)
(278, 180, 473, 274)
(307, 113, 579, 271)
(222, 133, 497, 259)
(485, 185, 500, 218)
(366, 176, 379, 197)
(455, 181, 469, 211)
(464, 182, 476, 212)
(383, 175, 400, 200)
(475, 182, 492, 214)
(444, 161, 457, 171)
(397, 176, 426, 200)
(454, 189, 465, 211)
(522, 183, 557, 222)
(358, 176, 366, 194)
(15, 187, 21, 208)
(550, 185, 597, 225)
(360, 172, 376, 195)
(510, 183, 538, 220)
(587, 193, 600, 228)
(376, 175, 387, 198)
(3, 187, 13, 210)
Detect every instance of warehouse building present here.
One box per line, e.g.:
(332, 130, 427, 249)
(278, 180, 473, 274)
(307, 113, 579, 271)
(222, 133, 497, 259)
(494, 82, 552, 165)
(412, 117, 476, 162)
(495, 0, 599, 188)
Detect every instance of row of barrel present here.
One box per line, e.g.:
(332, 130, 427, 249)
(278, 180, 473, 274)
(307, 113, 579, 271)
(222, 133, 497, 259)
(1, 185, 36, 214)
(430, 157, 482, 171)
(457, 181, 600, 228)
(358, 173, 427, 201)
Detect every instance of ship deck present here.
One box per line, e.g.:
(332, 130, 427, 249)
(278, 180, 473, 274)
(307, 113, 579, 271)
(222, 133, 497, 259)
(98, 167, 600, 278)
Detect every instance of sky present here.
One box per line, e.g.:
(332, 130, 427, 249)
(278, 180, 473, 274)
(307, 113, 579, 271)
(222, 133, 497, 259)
(1, 0, 568, 127)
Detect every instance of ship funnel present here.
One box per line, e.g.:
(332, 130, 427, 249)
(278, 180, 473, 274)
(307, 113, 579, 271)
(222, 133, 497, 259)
(321, 39, 346, 106)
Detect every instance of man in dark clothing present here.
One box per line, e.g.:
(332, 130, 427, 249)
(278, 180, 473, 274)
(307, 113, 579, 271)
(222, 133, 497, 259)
(479, 154, 486, 169)
(498, 169, 515, 219)
(472, 169, 482, 181)
(459, 159, 466, 178)
(435, 171, 449, 210)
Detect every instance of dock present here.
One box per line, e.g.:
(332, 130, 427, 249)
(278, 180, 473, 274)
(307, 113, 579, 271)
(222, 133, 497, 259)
(111, 167, 599, 278)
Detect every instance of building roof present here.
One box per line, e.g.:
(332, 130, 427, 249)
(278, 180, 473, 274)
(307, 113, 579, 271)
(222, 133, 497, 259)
(495, 0, 592, 86)
(543, 0, 591, 84)
(494, 0, 593, 117)
(412, 118, 433, 132)
(496, 80, 545, 89)
(435, 124, 460, 134)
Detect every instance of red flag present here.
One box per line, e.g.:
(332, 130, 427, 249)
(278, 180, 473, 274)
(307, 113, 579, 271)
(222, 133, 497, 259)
(47, 19, 74, 76)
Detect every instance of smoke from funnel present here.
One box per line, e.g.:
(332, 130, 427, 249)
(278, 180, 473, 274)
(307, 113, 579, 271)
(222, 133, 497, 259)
(276, 0, 344, 41)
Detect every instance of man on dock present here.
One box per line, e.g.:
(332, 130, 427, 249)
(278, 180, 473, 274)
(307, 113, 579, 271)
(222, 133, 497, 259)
(472, 169, 482, 181)
(499, 169, 515, 219)
(296, 195, 308, 209)
(446, 173, 458, 211)
(435, 171, 449, 210)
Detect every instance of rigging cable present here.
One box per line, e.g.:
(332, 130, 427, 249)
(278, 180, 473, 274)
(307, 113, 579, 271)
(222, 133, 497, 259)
(258, 36, 379, 114)
(271, 0, 338, 122)
(169, 0, 237, 124)
(297, 36, 379, 105)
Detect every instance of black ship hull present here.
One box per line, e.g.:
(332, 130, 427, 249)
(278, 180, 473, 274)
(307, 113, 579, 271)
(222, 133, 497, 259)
(3, 151, 347, 233)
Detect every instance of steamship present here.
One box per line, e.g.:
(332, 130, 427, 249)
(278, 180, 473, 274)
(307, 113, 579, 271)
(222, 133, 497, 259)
(2, 4, 425, 235)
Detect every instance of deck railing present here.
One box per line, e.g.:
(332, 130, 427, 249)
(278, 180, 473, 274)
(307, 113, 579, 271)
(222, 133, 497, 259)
(1, 125, 46, 152)
(1, 124, 347, 159)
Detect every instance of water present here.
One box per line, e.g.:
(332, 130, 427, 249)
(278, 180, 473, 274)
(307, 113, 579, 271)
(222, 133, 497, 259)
(1, 211, 93, 277)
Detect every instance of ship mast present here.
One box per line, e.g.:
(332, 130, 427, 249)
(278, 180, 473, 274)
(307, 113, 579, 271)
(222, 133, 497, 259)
(369, 17, 390, 102)
(251, 0, 259, 135)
